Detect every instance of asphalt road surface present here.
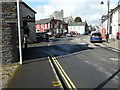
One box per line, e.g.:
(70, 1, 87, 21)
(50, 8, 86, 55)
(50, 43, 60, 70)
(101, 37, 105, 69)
(7, 35, 119, 89)
(57, 45, 118, 88)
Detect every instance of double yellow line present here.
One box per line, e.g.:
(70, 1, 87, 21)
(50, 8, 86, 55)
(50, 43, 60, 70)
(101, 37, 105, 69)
(48, 54, 77, 90)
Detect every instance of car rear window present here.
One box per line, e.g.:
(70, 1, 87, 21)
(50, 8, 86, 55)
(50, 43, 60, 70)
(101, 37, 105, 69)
(92, 33, 101, 36)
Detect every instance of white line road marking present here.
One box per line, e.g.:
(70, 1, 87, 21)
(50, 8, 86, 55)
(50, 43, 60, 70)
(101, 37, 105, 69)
(48, 42, 52, 46)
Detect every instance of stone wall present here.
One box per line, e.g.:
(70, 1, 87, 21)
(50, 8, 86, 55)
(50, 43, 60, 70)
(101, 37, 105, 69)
(1, 1, 36, 64)
(0, 1, 2, 65)
(2, 2, 18, 64)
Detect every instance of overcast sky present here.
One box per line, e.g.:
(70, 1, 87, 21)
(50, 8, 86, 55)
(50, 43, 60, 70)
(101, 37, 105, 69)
(23, 0, 118, 25)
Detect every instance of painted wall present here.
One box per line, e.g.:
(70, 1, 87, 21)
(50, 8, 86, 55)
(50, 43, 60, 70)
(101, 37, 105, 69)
(111, 8, 119, 39)
(68, 26, 85, 34)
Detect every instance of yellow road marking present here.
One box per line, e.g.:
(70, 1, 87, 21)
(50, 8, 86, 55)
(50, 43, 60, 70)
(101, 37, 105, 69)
(48, 53, 77, 90)
(48, 57, 63, 88)
(52, 80, 62, 87)
(53, 57, 77, 89)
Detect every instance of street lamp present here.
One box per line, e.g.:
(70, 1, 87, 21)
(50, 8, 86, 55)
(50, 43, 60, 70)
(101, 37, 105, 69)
(101, 0, 110, 42)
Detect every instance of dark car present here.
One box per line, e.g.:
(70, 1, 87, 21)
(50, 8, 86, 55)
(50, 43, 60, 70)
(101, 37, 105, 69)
(54, 33, 62, 38)
(36, 32, 49, 42)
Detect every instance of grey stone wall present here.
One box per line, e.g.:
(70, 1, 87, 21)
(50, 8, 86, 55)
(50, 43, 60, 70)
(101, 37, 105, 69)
(1, 1, 36, 64)
(0, 1, 2, 65)
(2, 2, 18, 64)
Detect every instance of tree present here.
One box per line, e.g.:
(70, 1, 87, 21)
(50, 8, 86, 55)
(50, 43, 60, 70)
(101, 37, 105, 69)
(74, 17, 82, 22)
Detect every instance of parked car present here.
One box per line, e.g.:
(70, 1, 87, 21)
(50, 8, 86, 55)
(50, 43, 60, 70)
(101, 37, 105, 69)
(36, 32, 49, 42)
(54, 33, 62, 38)
(90, 32, 102, 43)
(82, 32, 89, 35)
(66, 33, 73, 37)
(47, 32, 52, 37)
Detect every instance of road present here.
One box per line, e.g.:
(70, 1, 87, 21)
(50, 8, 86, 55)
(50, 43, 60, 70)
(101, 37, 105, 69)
(7, 35, 119, 89)
(50, 36, 119, 89)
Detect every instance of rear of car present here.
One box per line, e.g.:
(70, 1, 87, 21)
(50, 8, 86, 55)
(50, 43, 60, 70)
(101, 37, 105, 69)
(36, 32, 49, 42)
(66, 33, 73, 37)
(90, 32, 102, 43)
(54, 33, 62, 38)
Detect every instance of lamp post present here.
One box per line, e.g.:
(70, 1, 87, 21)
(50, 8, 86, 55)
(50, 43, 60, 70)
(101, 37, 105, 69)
(101, 0, 110, 42)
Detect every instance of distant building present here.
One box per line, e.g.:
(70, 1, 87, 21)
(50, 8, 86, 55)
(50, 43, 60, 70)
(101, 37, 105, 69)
(36, 18, 68, 34)
(36, 18, 56, 33)
(50, 10, 64, 20)
(63, 16, 74, 23)
(54, 19, 68, 34)
(68, 22, 88, 34)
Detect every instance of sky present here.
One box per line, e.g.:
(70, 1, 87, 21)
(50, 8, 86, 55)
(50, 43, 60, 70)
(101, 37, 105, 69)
(23, 0, 118, 25)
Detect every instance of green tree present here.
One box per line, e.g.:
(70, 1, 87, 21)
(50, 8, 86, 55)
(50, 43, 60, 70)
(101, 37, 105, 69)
(74, 17, 82, 22)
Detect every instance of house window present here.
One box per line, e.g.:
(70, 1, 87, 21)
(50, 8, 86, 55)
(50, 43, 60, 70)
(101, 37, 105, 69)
(41, 24, 44, 28)
(60, 24, 63, 28)
(37, 30, 39, 32)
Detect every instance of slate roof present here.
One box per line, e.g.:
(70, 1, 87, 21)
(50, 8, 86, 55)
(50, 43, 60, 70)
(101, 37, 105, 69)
(36, 18, 53, 24)
(21, 0, 36, 13)
(68, 22, 86, 26)
(111, 5, 120, 13)
(36, 18, 68, 25)
(55, 19, 68, 24)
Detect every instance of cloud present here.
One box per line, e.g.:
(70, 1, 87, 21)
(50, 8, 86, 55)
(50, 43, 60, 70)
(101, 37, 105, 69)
(30, 0, 118, 25)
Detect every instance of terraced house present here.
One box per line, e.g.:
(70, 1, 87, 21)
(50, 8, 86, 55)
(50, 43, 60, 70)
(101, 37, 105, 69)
(36, 18, 68, 35)
(101, 2, 120, 39)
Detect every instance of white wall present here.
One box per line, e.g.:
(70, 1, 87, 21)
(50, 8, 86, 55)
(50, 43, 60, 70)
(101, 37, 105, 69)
(68, 25, 85, 34)
(111, 10, 119, 38)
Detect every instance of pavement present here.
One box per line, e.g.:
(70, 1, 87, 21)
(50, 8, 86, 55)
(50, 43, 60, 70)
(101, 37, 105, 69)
(103, 39, 119, 50)
(1, 63, 20, 89)
(1, 37, 119, 89)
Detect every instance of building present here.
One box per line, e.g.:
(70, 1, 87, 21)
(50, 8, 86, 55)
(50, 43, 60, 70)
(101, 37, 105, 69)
(101, 4, 120, 39)
(68, 22, 88, 34)
(49, 10, 64, 20)
(36, 18, 56, 33)
(20, 1, 36, 43)
(63, 16, 74, 23)
(110, 5, 120, 39)
(2, 0, 36, 64)
(36, 18, 68, 34)
(54, 19, 68, 34)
